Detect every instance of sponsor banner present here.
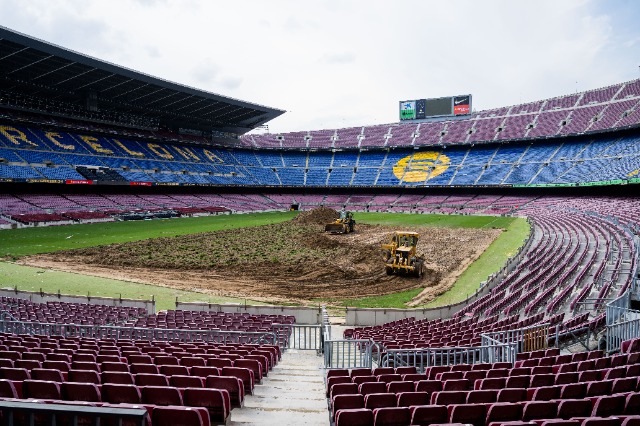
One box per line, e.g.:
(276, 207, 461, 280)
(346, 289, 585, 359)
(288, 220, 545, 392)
(0, 178, 14, 183)
(65, 179, 93, 185)
(454, 104, 470, 115)
(399, 100, 416, 120)
(130, 181, 153, 186)
(453, 95, 471, 115)
(26, 179, 64, 184)
(156, 182, 180, 186)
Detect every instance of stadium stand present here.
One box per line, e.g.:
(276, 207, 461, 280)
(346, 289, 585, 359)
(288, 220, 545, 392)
(0, 326, 288, 424)
(326, 350, 640, 425)
(250, 78, 640, 149)
(2, 122, 640, 188)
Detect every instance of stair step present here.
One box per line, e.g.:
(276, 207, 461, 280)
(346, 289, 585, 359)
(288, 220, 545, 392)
(228, 349, 329, 426)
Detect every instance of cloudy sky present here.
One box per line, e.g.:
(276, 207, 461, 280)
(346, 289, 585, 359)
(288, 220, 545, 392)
(1, 0, 639, 133)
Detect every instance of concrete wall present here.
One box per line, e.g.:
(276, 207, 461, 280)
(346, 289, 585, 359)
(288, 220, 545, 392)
(175, 301, 322, 325)
(0, 288, 155, 313)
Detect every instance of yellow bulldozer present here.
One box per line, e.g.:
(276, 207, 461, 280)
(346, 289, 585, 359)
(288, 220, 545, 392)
(324, 210, 355, 234)
(381, 231, 425, 277)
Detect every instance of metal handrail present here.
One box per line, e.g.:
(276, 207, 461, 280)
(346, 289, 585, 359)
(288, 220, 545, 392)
(0, 319, 279, 347)
(481, 322, 551, 353)
(272, 323, 323, 351)
(379, 343, 518, 371)
(324, 338, 378, 369)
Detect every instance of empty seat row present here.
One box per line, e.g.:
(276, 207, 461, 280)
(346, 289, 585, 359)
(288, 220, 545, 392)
(0, 364, 255, 398)
(327, 369, 640, 398)
(0, 384, 229, 425)
(336, 407, 640, 426)
(333, 393, 640, 426)
(329, 380, 640, 405)
(0, 354, 267, 382)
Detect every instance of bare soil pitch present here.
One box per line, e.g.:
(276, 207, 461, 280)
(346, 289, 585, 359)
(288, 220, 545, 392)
(20, 208, 502, 307)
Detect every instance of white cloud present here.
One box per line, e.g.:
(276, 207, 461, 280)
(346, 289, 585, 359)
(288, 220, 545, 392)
(0, 0, 638, 133)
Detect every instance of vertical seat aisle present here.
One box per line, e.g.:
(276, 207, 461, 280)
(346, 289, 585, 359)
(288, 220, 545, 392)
(228, 348, 329, 425)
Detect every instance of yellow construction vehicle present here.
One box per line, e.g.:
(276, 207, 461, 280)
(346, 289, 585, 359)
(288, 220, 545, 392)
(381, 231, 425, 277)
(325, 210, 355, 234)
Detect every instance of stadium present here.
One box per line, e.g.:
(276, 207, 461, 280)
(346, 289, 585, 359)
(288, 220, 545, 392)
(0, 10, 640, 426)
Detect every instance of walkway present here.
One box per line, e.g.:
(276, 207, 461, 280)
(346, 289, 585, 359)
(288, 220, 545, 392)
(228, 348, 329, 425)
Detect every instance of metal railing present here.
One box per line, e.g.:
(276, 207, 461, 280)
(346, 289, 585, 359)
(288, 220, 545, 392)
(324, 339, 382, 369)
(481, 322, 550, 354)
(322, 305, 385, 369)
(606, 290, 632, 326)
(606, 290, 640, 353)
(272, 324, 323, 351)
(0, 319, 279, 347)
(0, 310, 18, 322)
(378, 342, 518, 371)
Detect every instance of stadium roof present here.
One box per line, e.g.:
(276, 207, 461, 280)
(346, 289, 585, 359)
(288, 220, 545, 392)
(0, 26, 285, 134)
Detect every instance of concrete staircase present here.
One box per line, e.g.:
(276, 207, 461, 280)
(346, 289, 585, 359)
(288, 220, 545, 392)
(228, 349, 329, 425)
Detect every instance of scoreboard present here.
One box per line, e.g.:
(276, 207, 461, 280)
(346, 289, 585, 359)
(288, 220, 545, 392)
(400, 95, 472, 121)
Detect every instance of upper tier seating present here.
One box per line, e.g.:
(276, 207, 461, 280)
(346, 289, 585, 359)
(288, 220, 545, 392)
(248, 78, 640, 149)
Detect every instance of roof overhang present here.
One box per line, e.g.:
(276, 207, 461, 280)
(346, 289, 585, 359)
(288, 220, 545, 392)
(0, 26, 285, 134)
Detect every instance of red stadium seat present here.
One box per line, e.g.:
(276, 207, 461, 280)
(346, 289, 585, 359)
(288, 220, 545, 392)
(151, 406, 208, 426)
(206, 376, 245, 408)
(335, 408, 374, 426)
(372, 406, 410, 426)
(101, 383, 142, 404)
(22, 379, 61, 400)
(183, 387, 230, 424)
(61, 382, 102, 402)
(409, 404, 448, 426)
(141, 385, 183, 406)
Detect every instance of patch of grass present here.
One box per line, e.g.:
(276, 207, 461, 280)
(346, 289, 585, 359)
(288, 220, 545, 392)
(0, 212, 296, 258)
(357, 212, 516, 229)
(330, 288, 424, 309)
(0, 261, 259, 311)
(425, 217, 530, 308)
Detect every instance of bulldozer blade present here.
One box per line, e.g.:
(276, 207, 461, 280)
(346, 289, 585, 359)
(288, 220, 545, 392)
(325, 224, 346, 233)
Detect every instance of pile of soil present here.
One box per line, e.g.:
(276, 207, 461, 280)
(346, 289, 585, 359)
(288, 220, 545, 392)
(292, 207, 339, 226)
(20, 208, 502, 306)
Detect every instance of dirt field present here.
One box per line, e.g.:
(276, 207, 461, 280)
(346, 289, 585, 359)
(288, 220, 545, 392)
(20, 208, 502, 307)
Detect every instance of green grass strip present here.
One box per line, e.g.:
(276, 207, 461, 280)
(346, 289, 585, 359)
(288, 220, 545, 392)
(337, 288, 424, 309)
(0, 261, 257, 311)
(356, 212, 516, 229)
(0, 212, 296, 258)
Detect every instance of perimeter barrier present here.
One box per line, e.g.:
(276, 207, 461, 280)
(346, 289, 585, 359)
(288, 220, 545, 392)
(0, 319, 279, 347)
(272, 323, 323, 351)
(378, 342, 518, 371)
(606, 290, 640, 353)
(481, 322, 551, 353)
(324, 339, 382, 369)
